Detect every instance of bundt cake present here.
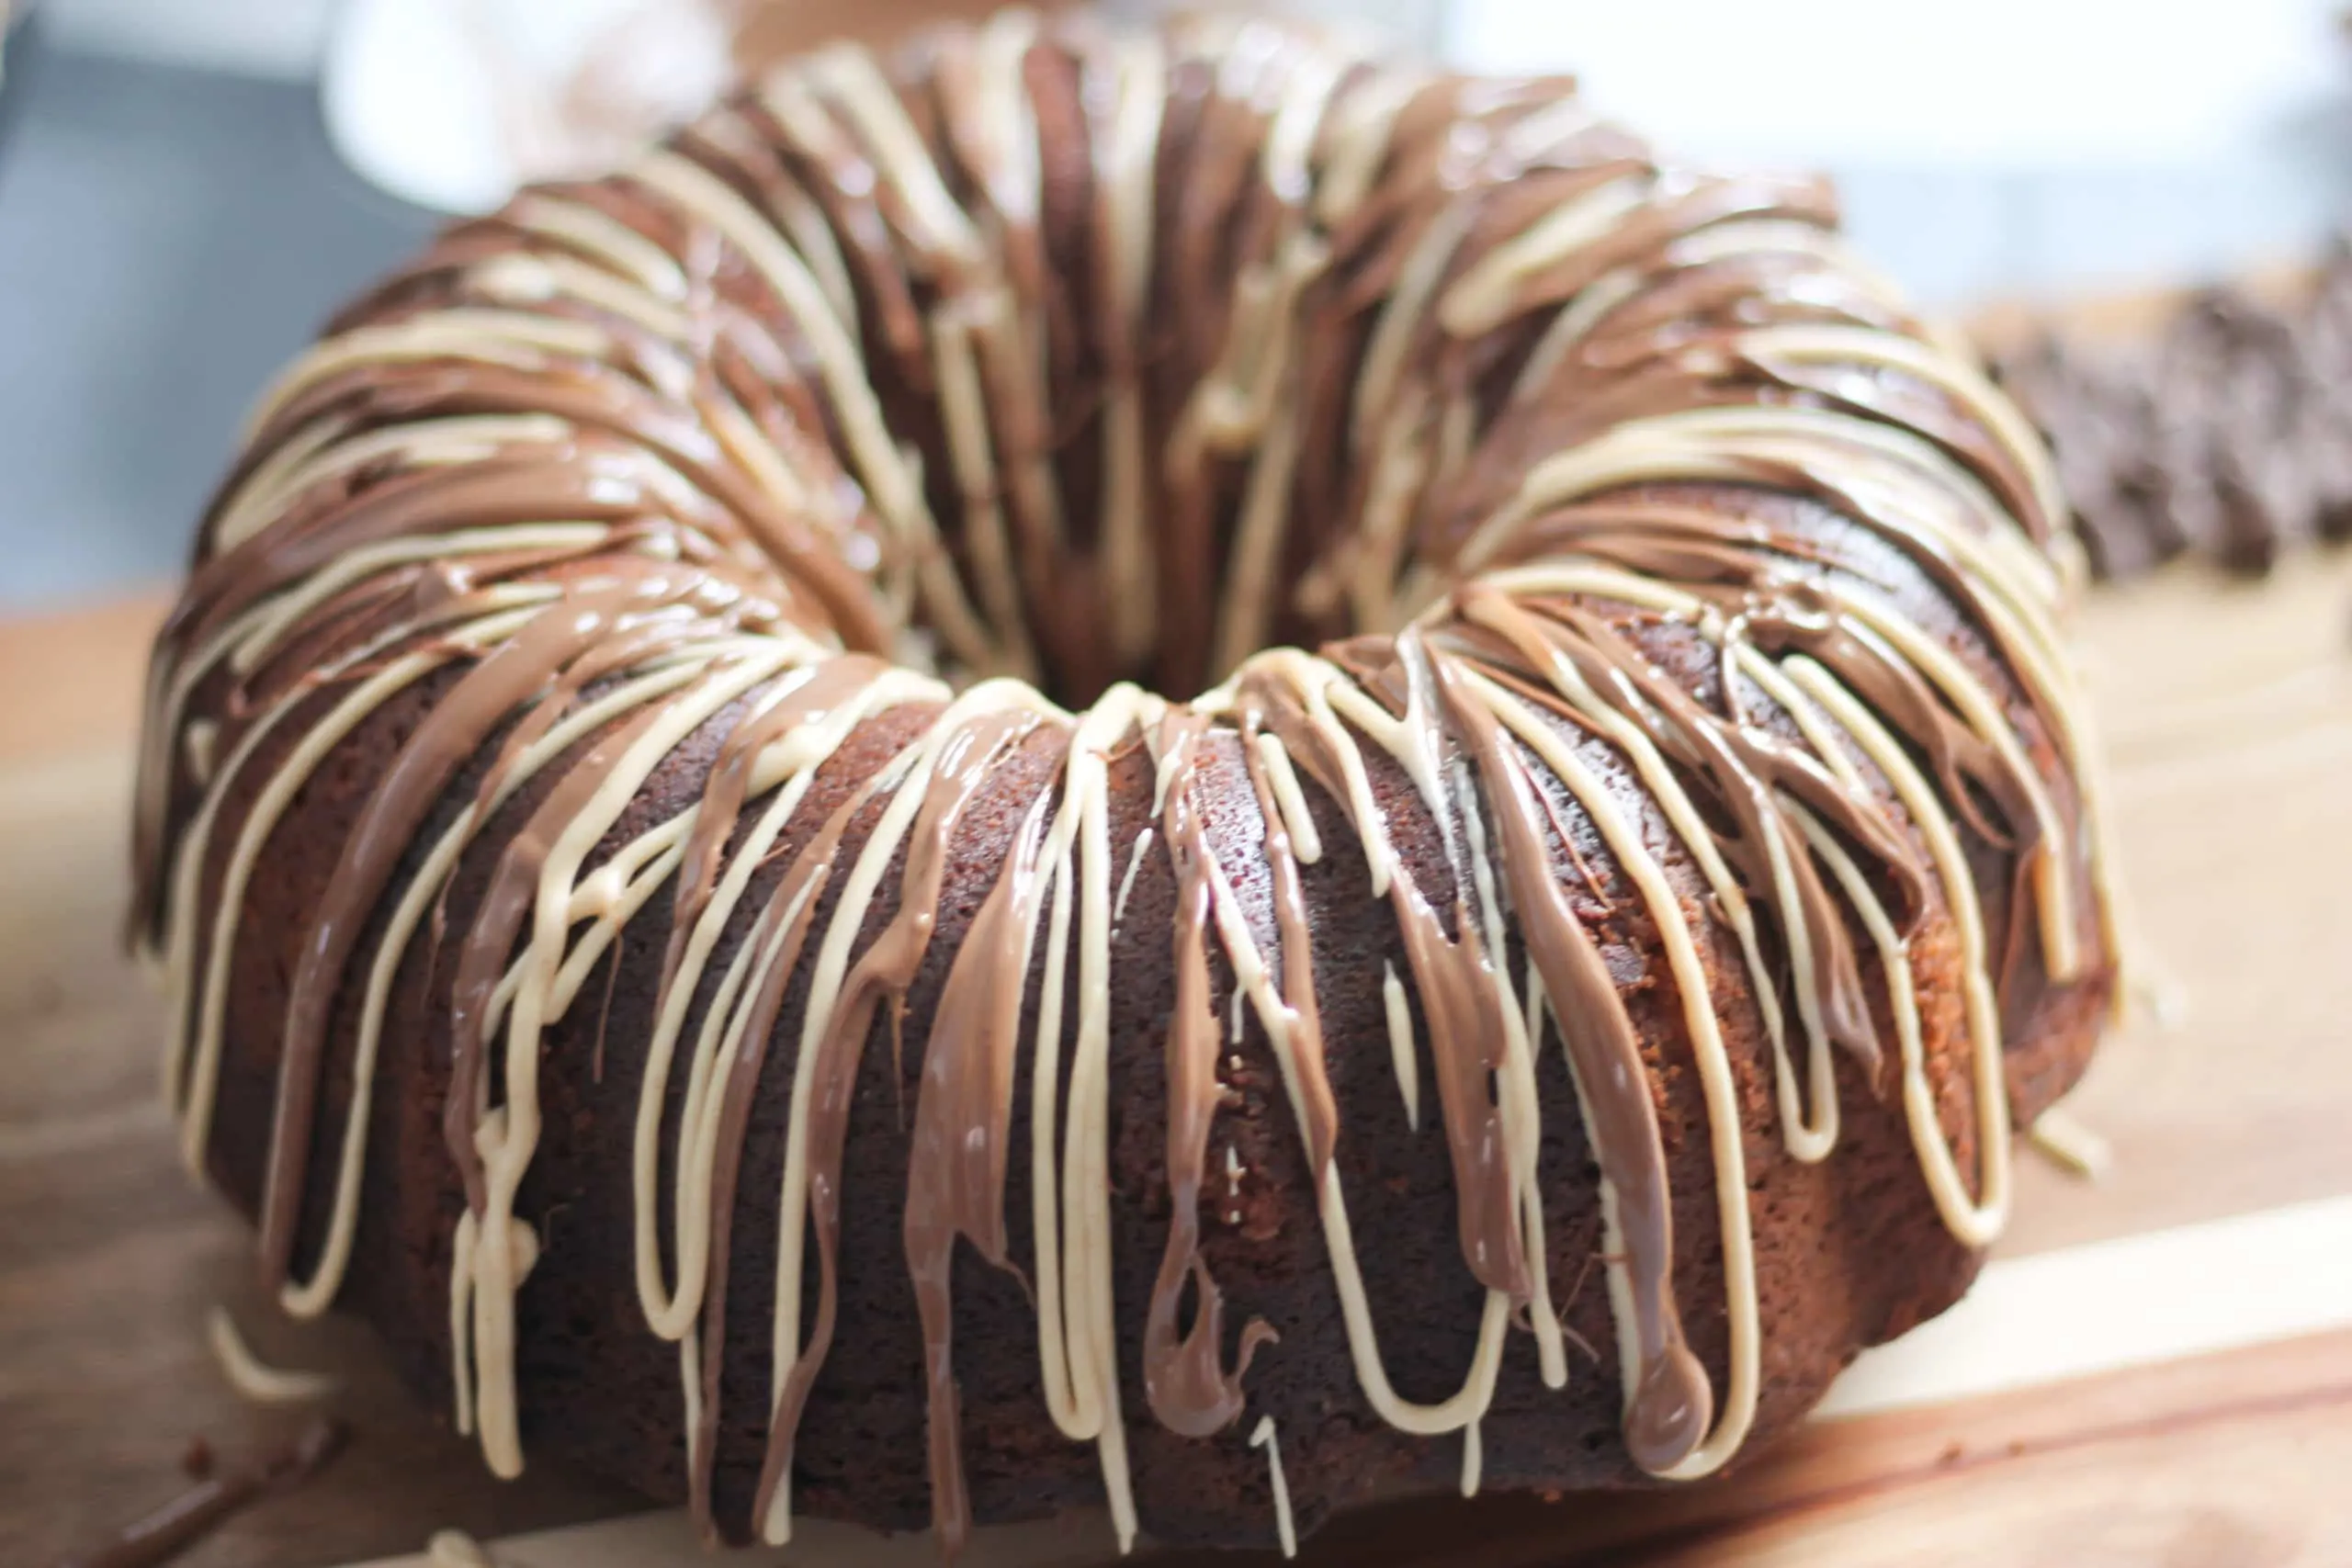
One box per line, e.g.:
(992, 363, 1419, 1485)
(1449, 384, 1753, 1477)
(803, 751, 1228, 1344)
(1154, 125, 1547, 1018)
(130, 8, 2122, 1555)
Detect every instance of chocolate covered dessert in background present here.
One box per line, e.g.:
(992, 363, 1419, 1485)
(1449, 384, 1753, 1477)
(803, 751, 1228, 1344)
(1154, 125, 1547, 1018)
(1990, 240, 2352, 581)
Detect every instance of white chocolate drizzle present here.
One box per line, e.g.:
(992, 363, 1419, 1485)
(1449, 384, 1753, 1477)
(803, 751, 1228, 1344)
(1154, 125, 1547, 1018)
(205, 1305, 339, 1405)
(1249, 1415, 1298, 1559)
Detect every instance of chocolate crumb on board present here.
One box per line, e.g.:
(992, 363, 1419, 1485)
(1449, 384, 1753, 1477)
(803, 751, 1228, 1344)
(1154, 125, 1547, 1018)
(54, 1418, 347, 1568)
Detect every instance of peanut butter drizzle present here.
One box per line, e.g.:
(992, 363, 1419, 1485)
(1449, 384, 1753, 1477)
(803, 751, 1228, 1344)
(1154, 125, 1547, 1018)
(443, 663, 716, 1211)
(660, 655, 893, 986)
(1233, 713, 1340, 1179)
(903, 788, 1053, 1555)
(1142, 711, 1279, 1439)
(262, 567, 742, 1289)
(1465, 589, 1904, 1070)
(1477, 490, 2074, 998)
(243, 363, 886, 654)
(1425, 646, 1710, 1471)
(1374, 635, 1534, 1304)
(1484, 502, 2032, 851)
(685, 759, 879, 1529)
(751, 702, 1046, 1532)
(130, 11, 2126, 1554)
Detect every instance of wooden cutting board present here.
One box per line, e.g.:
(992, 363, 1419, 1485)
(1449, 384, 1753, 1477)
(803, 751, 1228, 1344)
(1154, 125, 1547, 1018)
(6, 551, 2352, 1568)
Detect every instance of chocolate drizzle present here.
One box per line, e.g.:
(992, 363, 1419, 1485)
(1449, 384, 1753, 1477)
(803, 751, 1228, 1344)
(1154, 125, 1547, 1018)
(133, 10, 2118, 1556)
(1427, 646, 1710, 1472)
(904, 788, 1053, 1553)
(749, 697, 1046, 1536)
(1142, 711, 1280, 1440)
(56, 1420, 346, 1568)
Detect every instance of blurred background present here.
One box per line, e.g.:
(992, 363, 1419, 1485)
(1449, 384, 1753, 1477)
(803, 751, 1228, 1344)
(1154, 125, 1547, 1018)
(4, 0, 2350, 608)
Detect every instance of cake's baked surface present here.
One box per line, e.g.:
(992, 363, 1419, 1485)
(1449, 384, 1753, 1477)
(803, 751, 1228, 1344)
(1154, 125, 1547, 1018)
(131, 11, 2119, 1554)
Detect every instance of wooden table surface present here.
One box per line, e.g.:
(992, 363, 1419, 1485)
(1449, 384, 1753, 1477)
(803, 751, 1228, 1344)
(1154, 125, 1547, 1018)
(5, 552, 2352, 1567)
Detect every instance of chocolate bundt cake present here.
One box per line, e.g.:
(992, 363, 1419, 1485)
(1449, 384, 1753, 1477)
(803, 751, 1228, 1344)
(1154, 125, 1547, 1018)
(130, 9, 2121, 1555)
